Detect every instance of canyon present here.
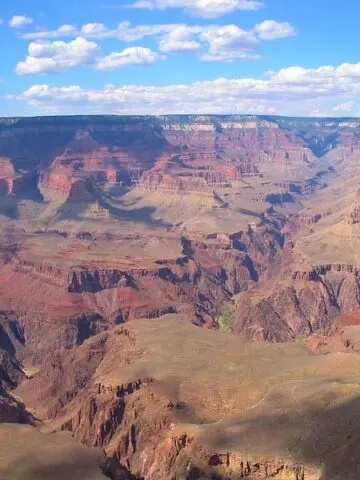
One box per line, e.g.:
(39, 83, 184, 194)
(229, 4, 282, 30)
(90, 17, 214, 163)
(2, 115, 360, 478)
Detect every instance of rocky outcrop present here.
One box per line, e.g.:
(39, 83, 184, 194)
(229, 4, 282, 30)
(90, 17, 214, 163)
(0, 312, 25, 389)
(38, 125, 169, 198)
(0, 157, 16, 194)
(235, 262, 360, 341)
(0, 392, 31, 424)
(149, 440, 319, 479)
(137, 172, 214, 194)
(11, 257, 67, 286)
(67, 179, 98, 203)
(0, 312, 35, 425)
(292, 263, 360, 280)
(143, 433, 319, 479)
(161, 117, 319, 178)
(298, 213, 323, 227)
(40, 170, 74, 194)
(99, 454, 137, 480)
(347, 202, 360, 224)
(40, 147, 145, 196)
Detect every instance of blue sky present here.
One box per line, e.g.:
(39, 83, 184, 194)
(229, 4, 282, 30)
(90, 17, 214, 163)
(1, 0, 360, 116)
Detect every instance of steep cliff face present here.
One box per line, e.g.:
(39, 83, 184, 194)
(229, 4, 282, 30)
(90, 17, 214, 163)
(0, 312, 25, 389)
(137, 172, 216, 195)
(0, 157, 17, 194)
(347, 202, 360, 224)
(40, 132, 166, 197)
(0, 312, 34, 425)
(161, 117, 318, 178)
(234, 264, 360, 341)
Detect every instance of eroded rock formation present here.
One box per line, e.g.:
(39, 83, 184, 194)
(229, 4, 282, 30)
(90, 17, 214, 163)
(16, 317, 360, 479)
(3, 114, 360, 478)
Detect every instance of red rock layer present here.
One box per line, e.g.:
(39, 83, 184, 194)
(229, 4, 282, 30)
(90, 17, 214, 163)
(40, 130, 169, 195)
(163, 122, 318, 176)
(0, 157, 16, 194)
(0, 224, 284, 364)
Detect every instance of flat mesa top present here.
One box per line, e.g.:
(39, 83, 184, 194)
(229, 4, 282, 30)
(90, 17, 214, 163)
(12, 232, 185, 270)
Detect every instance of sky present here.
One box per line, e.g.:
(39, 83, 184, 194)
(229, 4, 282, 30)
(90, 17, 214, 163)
(1, 0, 360, 117)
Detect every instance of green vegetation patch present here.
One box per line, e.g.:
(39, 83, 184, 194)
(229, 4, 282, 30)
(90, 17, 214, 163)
(219, 311, 234, 330)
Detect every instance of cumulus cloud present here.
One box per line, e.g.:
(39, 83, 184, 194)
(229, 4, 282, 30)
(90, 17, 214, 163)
(81, 23, 111, 37)
(125, 0, 264, 18)
(159, 26, 202, 52)
(269, 64, 355, 85)
(15, 38, 164, 75)
(254, 20, 296, 40)
(97, 47, 165, 70)
(200, 25, 260, 61)
(159, 24, 260, 60)
(16, 38, 100, 75)
(9, 15, 33, 28)
(19, 19, 296, 63)
(11, 61, 360, 116)
(28, 21, 263, 61)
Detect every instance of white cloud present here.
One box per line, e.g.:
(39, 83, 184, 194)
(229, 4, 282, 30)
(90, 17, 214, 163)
(9, 15, 33, 28)
(159, 25, 202, 52)
(337, 63, 360, 77)
(97, 47, 165, 70)
(20, 21, 178, 41)
(254, 20, 296, 40)
(19, 19, 295, 63)
(116, 21, 178, 41)
(23, 84, 84, 100)
(269, 64, 360, 85)
(332, 101, 354, 112)
(12, 61, 360, 116)
(16, 38, 100, 75)
(21, 24, 78, 40)
(200, 24, 260, 61)
(160, 24, 260, 59)
(126, 0, 264, 18)
(80, 23, 111, 37)
(16, 38, 164, 75)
